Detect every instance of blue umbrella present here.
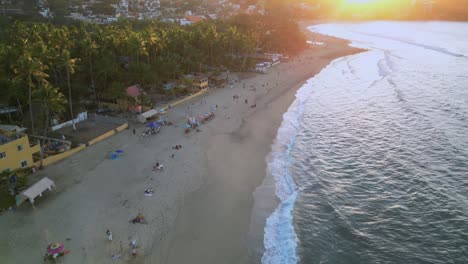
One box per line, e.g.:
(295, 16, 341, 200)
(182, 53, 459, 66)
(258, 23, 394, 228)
(146, 122, 160, 128)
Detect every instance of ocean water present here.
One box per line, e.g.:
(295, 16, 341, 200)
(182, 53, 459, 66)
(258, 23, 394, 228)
(262, 22, 468, 264)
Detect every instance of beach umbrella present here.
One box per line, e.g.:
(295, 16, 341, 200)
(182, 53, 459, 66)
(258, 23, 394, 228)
(109, 152, 119, 160)
(145, 122, 160, 128)
(47, 243, 64, 255)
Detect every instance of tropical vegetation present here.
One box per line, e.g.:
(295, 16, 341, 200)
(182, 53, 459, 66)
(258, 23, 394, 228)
(0, 15, 305, 133)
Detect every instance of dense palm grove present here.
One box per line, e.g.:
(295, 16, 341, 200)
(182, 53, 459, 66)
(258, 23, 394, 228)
(0, 15, 306, 133)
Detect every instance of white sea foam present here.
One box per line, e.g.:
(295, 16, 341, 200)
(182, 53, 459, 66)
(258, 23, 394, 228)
(261, 76, 321, 263)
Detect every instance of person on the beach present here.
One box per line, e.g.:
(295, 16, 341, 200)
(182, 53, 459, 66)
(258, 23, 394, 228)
(132, 128, 135, 135)
(130, 239, 137, 256)
(106, 229, 112, 241)
(144, 188, 154, 196)
(132, 214, 145, 223)
(245, 99, 248, 104)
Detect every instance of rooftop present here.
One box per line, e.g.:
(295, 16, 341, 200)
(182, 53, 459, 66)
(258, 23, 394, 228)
(0, 132, 23, 146)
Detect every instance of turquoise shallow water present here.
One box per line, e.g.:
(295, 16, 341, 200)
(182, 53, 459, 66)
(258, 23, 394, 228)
(262, 22, 468, 264)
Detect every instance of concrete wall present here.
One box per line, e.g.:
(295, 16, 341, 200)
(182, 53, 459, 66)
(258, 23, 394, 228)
(34, 145, 86, 167)
(165, 88, 208, 110)
(33, 123, 128, 168)
(51, 112, 88, 131)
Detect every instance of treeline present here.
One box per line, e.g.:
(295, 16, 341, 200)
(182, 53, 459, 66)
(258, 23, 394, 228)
(0, 16, 305, 133)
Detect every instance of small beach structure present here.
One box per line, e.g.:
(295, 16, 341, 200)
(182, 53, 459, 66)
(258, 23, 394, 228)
(255, 63, 268, 73)
(126, 85, 143, 113)
(137, 108, 166, 123)
(15, 177, 55, 206)
(191, 75, 209, 91)
(209, 72, 229, 87)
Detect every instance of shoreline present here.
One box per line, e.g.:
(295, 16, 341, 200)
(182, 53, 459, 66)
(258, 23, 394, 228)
(150, 23, 365, 263)
(0, 22, 363, 264)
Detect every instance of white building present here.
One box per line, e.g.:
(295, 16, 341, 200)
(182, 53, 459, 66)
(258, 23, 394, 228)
(180, 18, 192, 26)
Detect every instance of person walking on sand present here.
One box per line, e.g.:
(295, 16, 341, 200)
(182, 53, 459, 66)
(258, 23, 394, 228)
(130, 239, 137, 256)
(106, 229, 113, 241)
(133, 128, 135, 135)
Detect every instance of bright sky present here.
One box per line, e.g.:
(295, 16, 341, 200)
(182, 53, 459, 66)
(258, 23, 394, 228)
(341, 0, 397, 9)
(344, 0, 381, 5)
(345, 0, 375, 3)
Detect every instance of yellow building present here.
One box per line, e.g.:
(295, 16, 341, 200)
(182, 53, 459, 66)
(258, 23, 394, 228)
(192, 76, 209, 91)
(0, 133, 40, 172)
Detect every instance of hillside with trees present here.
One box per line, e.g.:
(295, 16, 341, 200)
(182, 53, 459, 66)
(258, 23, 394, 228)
(0, 16, 305, 133)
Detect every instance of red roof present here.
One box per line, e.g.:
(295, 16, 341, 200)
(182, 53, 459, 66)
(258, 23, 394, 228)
(185, 15, 205, 23)
(126, 85, 141, 97)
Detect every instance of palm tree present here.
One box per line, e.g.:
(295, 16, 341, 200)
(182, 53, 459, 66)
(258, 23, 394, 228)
(12, 51, 49, 134)
(33, 83, 66, 168)
(58, 50, 79, 130)
(203, 25, 219, 69)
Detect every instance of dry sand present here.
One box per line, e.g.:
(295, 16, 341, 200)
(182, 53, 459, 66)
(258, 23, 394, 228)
(0, 24, 362, 264)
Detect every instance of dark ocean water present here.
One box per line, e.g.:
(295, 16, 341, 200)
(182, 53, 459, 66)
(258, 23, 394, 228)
(261, 22, 468, 264)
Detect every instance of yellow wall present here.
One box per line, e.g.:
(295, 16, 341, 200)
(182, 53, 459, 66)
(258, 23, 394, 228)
(165, 88, 208, 109)
(34, 145, 86, 168)
(33, 123, 129, 168)
(0, 135, 39, 172)
(115, 123, 129, 132)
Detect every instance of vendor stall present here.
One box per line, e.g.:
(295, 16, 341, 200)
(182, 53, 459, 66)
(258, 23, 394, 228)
(16, 177, 55, 206)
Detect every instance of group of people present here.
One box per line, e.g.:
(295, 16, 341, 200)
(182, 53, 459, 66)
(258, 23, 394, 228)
(172, 145, 183, 150)
(152, 162, 164, 171)
(144, 188, 154, 196)
(106, 229, 138, 259)
(144, 127, 160, 136)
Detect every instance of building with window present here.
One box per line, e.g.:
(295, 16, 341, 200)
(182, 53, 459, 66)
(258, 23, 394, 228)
(0, 133, 40, 172)
(191, 75, 209, 91)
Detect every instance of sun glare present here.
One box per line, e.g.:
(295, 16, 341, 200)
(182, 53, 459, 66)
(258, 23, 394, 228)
(345, 0, 374, 4)
(342, 0, 391, 9)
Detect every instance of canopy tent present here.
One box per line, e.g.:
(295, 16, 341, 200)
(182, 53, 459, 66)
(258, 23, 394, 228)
(137, 109, 158, 123)
(137, 108, 166, 123)
(146, 122, 161, 128)
(16, 177, 55, 206)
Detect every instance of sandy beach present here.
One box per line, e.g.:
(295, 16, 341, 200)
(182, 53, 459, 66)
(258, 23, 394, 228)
(0, 22, 362, 264)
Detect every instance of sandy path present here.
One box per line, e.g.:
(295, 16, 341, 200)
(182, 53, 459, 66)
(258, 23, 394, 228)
(0, 24, 362, 264)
